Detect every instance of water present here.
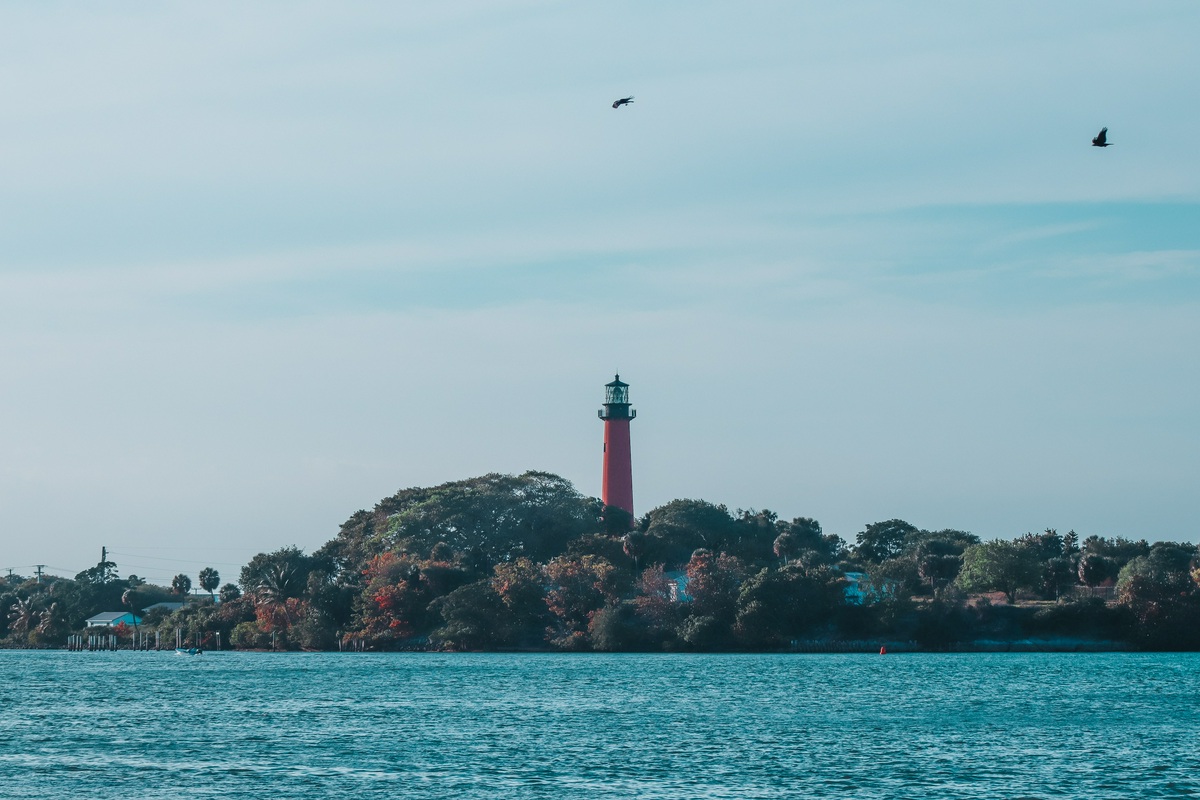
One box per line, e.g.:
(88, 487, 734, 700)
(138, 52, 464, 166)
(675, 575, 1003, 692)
(1, 651, 1197, 799)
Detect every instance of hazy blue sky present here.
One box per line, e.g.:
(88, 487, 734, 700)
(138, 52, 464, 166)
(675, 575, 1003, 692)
(2, 2, 1197, 583)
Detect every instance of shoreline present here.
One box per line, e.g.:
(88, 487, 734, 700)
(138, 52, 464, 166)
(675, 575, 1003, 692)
(0, 639, 1155, 654)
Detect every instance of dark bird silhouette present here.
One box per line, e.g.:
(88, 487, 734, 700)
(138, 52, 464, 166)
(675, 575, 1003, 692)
(612, 96, 634, 109)
(1092, 127, 1112, 147)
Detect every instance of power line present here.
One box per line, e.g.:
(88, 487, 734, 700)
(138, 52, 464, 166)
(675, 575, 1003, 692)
(107, 551, 246, 568)
(107, 545, 266, 552)
(3, 556, 244, 584)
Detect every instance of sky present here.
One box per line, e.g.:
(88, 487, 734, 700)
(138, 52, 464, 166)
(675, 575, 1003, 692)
(1, 2, 1198, 584)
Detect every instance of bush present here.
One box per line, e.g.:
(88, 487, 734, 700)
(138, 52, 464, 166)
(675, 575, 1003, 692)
(589, 601, 651, 651)
(678, 614, 731, 650)
(1027, 597, 1127, 641)
(294, 608, 338, 651)
(912, 599, 973, 648)
(230, 621, 270, 650)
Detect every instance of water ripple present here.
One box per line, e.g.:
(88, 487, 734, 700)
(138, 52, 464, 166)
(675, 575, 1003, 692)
(2, 651, 1198, 799)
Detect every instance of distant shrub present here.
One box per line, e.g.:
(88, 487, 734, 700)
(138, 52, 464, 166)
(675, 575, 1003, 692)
(230, 621, 269, 650)
(589, 601, 653, 651)
(1027, 598, 1129, 641)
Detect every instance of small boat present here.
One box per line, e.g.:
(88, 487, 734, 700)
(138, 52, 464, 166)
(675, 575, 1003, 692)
(175, 647, 203, 656)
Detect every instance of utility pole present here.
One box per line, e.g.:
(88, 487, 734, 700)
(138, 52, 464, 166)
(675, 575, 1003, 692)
(101, 546, 107, 563)
(35, 565, 45, 584)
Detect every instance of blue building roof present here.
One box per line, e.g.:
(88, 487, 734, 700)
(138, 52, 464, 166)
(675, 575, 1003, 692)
(85, 611, 142, 627)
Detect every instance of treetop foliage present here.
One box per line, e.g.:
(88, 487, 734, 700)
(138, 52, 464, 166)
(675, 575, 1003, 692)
(5, 472, 1199, 652)
(855, 519, 920, 563)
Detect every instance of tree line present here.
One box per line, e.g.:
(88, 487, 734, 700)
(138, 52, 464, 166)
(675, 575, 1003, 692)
(4, 471, 1198, 651)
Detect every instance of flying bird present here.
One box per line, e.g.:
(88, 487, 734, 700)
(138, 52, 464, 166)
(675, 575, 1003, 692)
(1092, 127, 1112, 147)
(612, 96, 634, 109)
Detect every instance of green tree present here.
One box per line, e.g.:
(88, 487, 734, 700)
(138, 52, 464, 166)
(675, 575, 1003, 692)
(429, 580, 510, 651)
(293, 605, 338, 651)
(34, 601, 67, 643)
(789, 517, 824, 544)
(7, 595, 37, 640)
(171, 573, 192, 596)
(544, 555, 617, 641)
(773, 532, 800, 566)
(602, 504, 635, 535)
(1115, 542, 1200, 646)
(643, 500, 736, 568)
(862, 556, 921, 602)
(565, 534, 629, 575)
(54, 570, 127, 628)
(354, 553, 428, 643)
(855, 519, 919, 564)
(380, 472, 598, 569)
(631, 565, 681, 648)
(231, 620, 269, 649)
(490, 557, 549, 645)
(75, 560, 119, 586)
(734, 565, 845, 648)
(914, 538, 964, 593)
(240, 547, 312, 604)
(728, 509, 783, 564)
(771, 517, 844, 567)
(956, 541, 1038, 603)
(1017, 529, 1066, 562)
(685, 549, 745, 624)
(622, 531, 647, 571)
(218, 583, 242, 603)
(677, 614, 728, 650)
(1081, 536, 1150, 571)
(0, 592, 14, 639)
(1015, 530, 1078, 599)
(589, 601, 653, 651)
(1078, 553, 1117, 587)
(1040, 556, 1079, 599)
(198, 568, 220, 600)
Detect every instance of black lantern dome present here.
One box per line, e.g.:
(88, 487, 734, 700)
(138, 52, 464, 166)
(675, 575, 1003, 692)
(598, 374, 636, 420)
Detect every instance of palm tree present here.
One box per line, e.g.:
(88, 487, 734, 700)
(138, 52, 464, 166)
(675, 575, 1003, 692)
(8, 596, 36, 638)
(773, 532, 800, 565)
(171, 573, 193, 596)
(622, 531, 646, 571)
(198, 568, 220, 600)
(122, 588, 141, 645)
(36, 602, 61, 638)
(256, 561, 304, 605)
(253, 561, 307, 625)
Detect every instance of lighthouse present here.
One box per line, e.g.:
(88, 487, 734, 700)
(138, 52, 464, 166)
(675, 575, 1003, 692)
(598, 374, 636, 525)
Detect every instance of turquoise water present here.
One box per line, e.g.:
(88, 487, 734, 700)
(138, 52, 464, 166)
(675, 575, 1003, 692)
(1, 651, 1197, 799)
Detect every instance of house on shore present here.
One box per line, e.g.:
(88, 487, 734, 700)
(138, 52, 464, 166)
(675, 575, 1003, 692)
(84, 611, 143, 628)
(843, 572, 868, 605)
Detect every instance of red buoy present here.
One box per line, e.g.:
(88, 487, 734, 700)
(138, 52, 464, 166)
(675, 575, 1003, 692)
(879, 645, 887, 655)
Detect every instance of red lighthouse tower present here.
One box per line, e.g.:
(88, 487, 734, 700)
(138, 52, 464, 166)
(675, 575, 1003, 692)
(598, 374, 636, 524)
